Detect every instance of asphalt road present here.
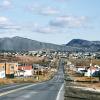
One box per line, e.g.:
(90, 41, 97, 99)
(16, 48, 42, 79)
(0, 59, 64, 100)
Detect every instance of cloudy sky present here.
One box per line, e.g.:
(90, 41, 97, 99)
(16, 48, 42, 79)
(0, 0, 100, 44)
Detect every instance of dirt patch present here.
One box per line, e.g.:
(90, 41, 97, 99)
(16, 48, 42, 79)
(65, 69, 100, 89)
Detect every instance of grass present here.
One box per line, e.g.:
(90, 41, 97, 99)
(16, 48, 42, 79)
(0, 55, 45, 65)
(16, 55, 45, 64)
(0, 78, 13, 85)
(0, 71, 55, 85)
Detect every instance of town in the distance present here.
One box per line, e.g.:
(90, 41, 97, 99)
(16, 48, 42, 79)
(1, 37, 100, 100)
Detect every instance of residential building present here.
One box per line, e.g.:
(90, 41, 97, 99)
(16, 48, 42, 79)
(17, 65, 33, 77)
(6, 62, 18, 78)
(85, 67, 99, 77)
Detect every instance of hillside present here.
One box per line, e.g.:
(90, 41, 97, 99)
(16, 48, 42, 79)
(66, 39, 93, 47)
(0, 36, 67, 51)
(0, 37, 100, 52)
(66, 39, 100, 52)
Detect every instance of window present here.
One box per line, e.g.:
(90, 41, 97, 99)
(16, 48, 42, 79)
(10, 66, 14, 70)
(2, 66, 5, 70)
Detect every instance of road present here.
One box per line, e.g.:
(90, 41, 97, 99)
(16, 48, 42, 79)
(0, 59, 64, 100)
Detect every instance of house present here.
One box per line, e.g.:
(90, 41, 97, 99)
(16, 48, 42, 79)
(0, 62, 18, 78)
(6, 62, 18, 78)
(76, 67, 87, 75)
(0, 63, 6, 78)
(85, 67, 99, 77)
(33, 64, 43, 75)
(17, 65, 33, 77)
(32, 64, 49, 75)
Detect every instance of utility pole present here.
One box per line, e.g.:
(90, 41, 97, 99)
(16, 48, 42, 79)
(37, 65, 39, 80)
(5, 62, 6, 78)
(90, 58, 92, 83)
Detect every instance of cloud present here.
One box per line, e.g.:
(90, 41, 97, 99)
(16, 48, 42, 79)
(55, 0, 74, 2)
(0, 0, 12, 9)
(54, 0, 70, 2)
(39, 7, 60, 15)
(34, 26, 61, 34)
(0, 16, 9, 24)
(0, 16, 21, 32)
(2, 0, 11, 6)
(28, 4, 60, 16)
(50, 16, 88, 28)
(0, 17, 54, 35)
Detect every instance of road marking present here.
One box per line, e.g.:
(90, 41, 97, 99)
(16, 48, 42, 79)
(56, 83, 64, 100)
(0, 83, 29, 91)
(0, 82, 46, 97)
(0, 84, 36, 97)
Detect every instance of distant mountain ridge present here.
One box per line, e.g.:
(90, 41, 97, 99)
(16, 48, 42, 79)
(0, 36, 71, 51)
(66, 39, 100, 52)
(0, 37, 100, 52)
(66, 39, 100, 47)
(0, 36, 61, 51)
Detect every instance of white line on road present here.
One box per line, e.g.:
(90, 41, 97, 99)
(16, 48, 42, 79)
(0, 83, 29, 91)
(56, 83, 64, 100)
(0, 84, 36, 97)
(0, 82, 46, 97)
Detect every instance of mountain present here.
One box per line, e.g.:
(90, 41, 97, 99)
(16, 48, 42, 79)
(66, 39, 100, 52)
(0, 36, 59, 51)
(0, 37, 100, 52)
(0, 36, 68, 51)
(67, 39, 93, 47)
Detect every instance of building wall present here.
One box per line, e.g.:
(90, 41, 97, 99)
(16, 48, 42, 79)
(6, 63, 18, 75)
(24, 70, 33, 76)
(0, 63, 5, 78)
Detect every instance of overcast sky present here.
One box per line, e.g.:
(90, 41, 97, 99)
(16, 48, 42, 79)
(0, 0, 100, 44)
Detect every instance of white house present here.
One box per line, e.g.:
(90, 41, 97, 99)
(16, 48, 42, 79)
(17, 65, 33, 77)
(85, 67, 99, 77)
